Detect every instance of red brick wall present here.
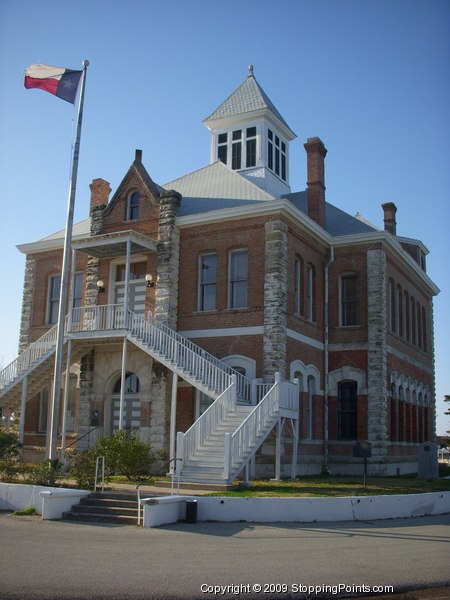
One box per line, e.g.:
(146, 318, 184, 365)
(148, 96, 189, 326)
(176, 387, 195, 433)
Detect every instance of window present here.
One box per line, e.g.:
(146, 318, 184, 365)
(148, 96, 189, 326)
(396, 285, 403, 337)
(127, 191, 139, 221)
(306, 376, 315, 440)
(340, 273, 358, 326)
(218, 133, 228, 164)
(47, 274, 61, 324)
(307, 265, 314, 321)
(246, 127, 256, 167)
(294, 258, 302, 316)
(229, 249, 248, 309)
(267, 129, 287, 181)
(404, 291, 410, 341)
(411, 297, 416, 345)
(232, 130, 242, 170)
(422, 306, 427, 352)
(389, 279, 395, 333)
(115, 262, 146, 281)
(338, 380, 357, 440)
(417, 301, 422, 349)
(198, 253, 217, 311)
(390, 383, 397, 442)
(73, 272, 83, 309)
(39, 386, 50, 432)
(113, 372, 141, 394)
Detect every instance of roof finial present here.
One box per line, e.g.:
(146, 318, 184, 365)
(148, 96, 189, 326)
(248, 64, 254, 77)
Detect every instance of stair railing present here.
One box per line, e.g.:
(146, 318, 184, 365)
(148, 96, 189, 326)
(177, 376, 236, 467)
(127, 311, 245, 401)
(0, 320, 62, 393)
(225, 375, 300, 481)
(225, 378, 279, 481)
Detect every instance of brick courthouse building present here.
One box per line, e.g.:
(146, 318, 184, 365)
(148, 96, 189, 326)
(0, 68, 439, 481)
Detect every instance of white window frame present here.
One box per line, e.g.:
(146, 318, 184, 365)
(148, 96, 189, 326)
(228, 248, 248, 309)
(339, 272, 358, 327)
(47, 274, 61, 325)
(198, 252, 217, 312)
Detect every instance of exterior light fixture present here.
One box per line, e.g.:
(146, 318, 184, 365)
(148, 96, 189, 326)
(145, 274, 154, 288)
(97, 280, 105, 293)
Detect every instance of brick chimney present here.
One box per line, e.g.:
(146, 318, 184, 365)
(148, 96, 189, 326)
(89, 178, 111, 214)
(304, 137, 327, 229)
(382, 202, 397, 235)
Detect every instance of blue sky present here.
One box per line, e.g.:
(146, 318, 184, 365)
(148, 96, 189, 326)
(0, 0, 448, 435)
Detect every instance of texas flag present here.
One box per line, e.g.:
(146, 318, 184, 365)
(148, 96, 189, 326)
(24, 64, 83, 104)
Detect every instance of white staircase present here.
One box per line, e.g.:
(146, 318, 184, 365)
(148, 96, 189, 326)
(0, 304, 299, 485)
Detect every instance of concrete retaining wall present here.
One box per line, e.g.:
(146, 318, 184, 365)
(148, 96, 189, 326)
(0, 483, 89, 516)
(196, 492, 450, 523)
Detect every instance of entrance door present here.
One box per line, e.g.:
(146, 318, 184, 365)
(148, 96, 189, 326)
(110, 373, 141, 433)
(113, 261, 147, 326)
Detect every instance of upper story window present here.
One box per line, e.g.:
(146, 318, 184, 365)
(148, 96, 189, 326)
(198, 253, 217, 311)
(229, 249, 248, 309)
(115, 262, 146, 282)
(73, 272, 83, 309)
(47, 274, 61, 324)
(267, 129, 287, 181)
(340, 273, 358, 327)
(294, 258, 302, 316)
(307, 265, 314, 321)
(127, 191, 139, 221)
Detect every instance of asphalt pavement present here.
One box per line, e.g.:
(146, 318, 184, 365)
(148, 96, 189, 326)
(0, 511, 449, 600)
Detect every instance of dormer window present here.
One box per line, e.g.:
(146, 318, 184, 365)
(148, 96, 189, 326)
(267, 129, 287, 181)
(127, 191, 139, 221)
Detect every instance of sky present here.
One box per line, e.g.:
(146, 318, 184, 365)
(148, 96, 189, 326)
(0, 0, 449, 435)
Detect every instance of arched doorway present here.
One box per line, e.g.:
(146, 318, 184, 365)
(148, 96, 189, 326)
(110, 372, 141, 433)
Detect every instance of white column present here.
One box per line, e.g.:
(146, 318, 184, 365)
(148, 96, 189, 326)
(169, 372, 178, 469)
(274, 418, 281, 481)
(291, 417, 299, 480)
(60, 339, 72, 463)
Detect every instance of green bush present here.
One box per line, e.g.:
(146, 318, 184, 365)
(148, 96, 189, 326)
(13, 506, 36, 516)
(24, 459, 63, 487)
(69, 450, 97, 490)
(0, 429, 21, 482)
(69, 430, 160, 488)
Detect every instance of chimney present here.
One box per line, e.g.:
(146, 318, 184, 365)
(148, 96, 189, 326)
(89, 178, 111, 214)
(135, 148, 142, 163)
(304, 137, 327, 228)
(382, 202, 397, 235)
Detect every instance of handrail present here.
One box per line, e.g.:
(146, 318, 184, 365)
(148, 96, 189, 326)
(64, 426, 99, 451)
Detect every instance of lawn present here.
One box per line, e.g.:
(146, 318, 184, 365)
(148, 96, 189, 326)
(208, 469, 450, 498)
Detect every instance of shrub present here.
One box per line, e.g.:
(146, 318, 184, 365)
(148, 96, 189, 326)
(0, 429, 21, 482)
(13, 507, 36, 516)
(24, 459, 63, 487)
(69, 450, 97, 490)
(68, 430, 160, 487)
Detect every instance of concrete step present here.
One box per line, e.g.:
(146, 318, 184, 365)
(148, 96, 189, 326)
(62, 511, 138, 525)
(71, 504, 138, 517)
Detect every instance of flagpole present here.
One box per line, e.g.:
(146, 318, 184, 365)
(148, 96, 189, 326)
(48, 60, 89, 461)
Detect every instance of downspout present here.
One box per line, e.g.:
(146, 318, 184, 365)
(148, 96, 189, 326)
(323, 245, 334, 474)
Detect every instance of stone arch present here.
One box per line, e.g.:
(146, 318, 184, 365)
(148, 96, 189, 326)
(222, 354, 256, 380)
(328, 366, 367, 396)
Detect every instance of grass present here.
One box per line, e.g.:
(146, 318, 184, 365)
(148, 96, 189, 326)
(13, 506, 36, 516)
(208, 473, 450, 498)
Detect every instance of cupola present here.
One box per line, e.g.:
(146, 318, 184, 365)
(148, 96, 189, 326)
(203, 66, 296, 198)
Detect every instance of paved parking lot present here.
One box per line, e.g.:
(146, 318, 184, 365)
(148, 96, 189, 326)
(0, 512, 449, 599)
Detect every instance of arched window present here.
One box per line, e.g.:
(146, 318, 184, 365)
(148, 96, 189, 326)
(422, 306, 427, 352)
(127, 191, 139, 221)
